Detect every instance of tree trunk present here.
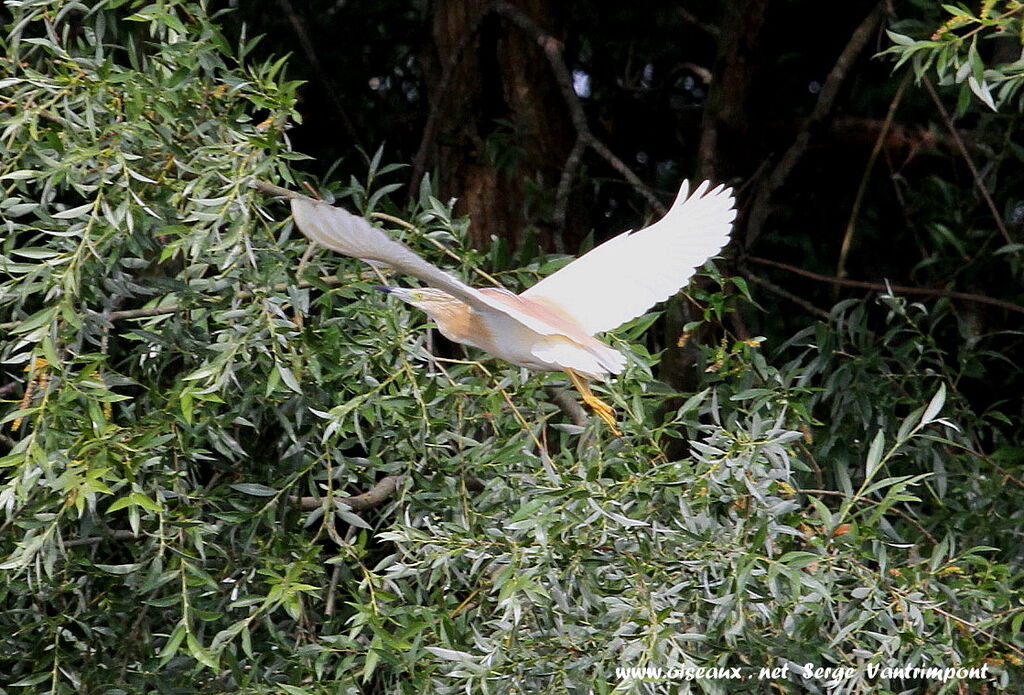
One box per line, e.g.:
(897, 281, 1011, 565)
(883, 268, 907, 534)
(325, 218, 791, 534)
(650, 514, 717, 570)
(422, 0, 575, 251)
(659, 0, 768, 397)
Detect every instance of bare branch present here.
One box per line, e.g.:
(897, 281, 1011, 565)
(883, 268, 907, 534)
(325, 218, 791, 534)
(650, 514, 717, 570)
(413, 1, 666, 216)
(274, 0, 364, 149)
(741, 271, 831, 320)
(64, 530, 142, 547)
(928, 603, 1024, 661)
(488, 1, 666, 214)
(552, 135, 587, 251)
(675, 7, 720, 38)
(837, 75, 910, 279)
(410, 24, 482, 195)
(746, 2, 886, 247)
(325, 564, 342, 617)
(546, 387, 588, 427)
(291, 474, 408, 513)
(586, 138, 666, 214)
(747, 255, 1024, 315)
(251, 179, 315, 201)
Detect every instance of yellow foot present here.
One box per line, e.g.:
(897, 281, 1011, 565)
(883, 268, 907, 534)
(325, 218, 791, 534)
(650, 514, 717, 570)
(565, 369, 622, 436)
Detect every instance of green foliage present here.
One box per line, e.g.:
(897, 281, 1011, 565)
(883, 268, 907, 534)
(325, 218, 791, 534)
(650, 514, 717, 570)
(0, 2, 1020, 694)
(884, 1, 1024, 113)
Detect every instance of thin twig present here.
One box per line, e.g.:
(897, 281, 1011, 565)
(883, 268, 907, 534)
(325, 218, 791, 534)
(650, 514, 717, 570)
(552, 134, 587, 251)
(741, 271, 831, 319)
(837, 74, 910, 280)
(921, 77, 1013, 246)
(958, 437, 1024, 491)
(487, 1, 584, 131)
(489, 1, 665, 213)
(410, 24, 482, 195)
(274, 0, 363, 149)
(325, 564, 342, 617)
(746, 2, 886, 247)
(747, 255, 1024, 315)
(587, 138, 666, 214)
(797, 441, 825, 489)
(103, 305, 184, 322)
(64, 530, 142, 547)
(928, 604, 1024, 660)
(797, 487, 937, 544)
(675, 7, 720, 38)
(411, 2, 668, 218)
(499, 0, 667, 213)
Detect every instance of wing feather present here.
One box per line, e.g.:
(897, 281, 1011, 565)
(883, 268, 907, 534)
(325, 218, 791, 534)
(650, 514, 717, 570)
(521, 180, 735, 335)
(290, 198, 566, 338)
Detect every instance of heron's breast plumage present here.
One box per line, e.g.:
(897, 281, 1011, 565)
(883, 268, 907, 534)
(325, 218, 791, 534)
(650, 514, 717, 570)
(426, 288, 626, 378)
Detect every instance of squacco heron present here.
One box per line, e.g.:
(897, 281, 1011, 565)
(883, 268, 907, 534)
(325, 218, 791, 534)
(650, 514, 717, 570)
(290, 180, 735, 434)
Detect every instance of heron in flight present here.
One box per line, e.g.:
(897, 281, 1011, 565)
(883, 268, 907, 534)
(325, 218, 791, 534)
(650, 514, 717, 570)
(289, 181, 735, 434)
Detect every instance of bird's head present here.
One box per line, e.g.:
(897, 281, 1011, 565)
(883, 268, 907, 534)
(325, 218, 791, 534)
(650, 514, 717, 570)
(373, 286, 463, 322)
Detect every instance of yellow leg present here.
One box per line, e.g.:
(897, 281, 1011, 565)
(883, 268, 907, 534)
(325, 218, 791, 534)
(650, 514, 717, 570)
(565, 369, 622, 436)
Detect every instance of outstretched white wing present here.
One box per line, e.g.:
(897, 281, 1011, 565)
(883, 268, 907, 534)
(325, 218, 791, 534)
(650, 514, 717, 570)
(521, 181, 735, 336)
(290, 197, 567, 338)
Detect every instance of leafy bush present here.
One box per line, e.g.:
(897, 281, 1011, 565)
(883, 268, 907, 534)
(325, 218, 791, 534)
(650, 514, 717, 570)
(1, 2, 1020, 694)
(884, 1, 1024, 113)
